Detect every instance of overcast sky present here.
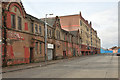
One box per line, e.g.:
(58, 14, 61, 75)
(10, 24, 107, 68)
(22, 0, 118, 49)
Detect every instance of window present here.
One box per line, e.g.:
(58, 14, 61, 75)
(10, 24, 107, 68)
(79, 45, 81, 48)
(64, 34, 65, 40)
(58, 31, 60, 39)
(73, 37, 76, 43)
(49, 29, 50, 37)
(11, 14, 15, 29)
(86, 40, 88, 44)
(81, 45, 83, 48)
(87, 27, 89, 32)
(59, 32, 60, 39)
(81, 29, 83, 34)
(47, 29, 49, 36)
(31, 23, 34, 33)
(49, 29, 52, 38)
(35, 42, 38, 54)
(80, 20, 82, 26)
(56, 31, 58, 39)
(35, 24, 38, 33)
(40, 42, 42, 54)
(18, 16, 22, 30)
(39, 26, 42, 35)
(25, 22, 28, 31)
(86, 33, 89, 38)
(66, 34, 69, 41)
(70, 36, 71, 42)
(56, 30, 60, 39)
(80, 39, 82, 43)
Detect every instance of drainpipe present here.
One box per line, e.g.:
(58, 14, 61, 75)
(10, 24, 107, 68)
(2, 9, 7, 67)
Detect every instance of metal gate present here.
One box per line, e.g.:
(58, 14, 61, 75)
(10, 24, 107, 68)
(47, 49, 53, 60)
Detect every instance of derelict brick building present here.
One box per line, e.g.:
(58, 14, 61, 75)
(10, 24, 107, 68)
(2, 2, 101, 67)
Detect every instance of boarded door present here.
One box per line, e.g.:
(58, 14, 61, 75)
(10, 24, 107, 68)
(24, 47, 30, 63)
(47, 49, 53, 60)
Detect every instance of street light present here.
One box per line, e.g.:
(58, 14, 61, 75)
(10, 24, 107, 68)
(44, 14, 53, 62)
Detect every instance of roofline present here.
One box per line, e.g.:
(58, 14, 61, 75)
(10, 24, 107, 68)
(59, 14, 79, 18)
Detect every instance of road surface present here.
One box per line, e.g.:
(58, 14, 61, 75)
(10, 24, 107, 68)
(2, 54, 118, 78)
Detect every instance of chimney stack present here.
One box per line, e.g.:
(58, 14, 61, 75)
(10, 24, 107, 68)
(80, 11, 82, 17)
(90, 21, 92, 27)
(56, 16, 58, 20)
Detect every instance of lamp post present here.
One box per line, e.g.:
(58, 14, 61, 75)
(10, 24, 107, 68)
(44, 14, 53, 62)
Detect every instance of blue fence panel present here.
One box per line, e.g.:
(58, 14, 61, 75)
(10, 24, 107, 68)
(101, 49, 105, 53)
(101, 49, 113, 53)
(118, 49, 120, 53)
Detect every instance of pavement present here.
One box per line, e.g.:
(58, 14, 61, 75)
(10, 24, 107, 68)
(2, 53, 118, 78)
(2, 55, 86, 73)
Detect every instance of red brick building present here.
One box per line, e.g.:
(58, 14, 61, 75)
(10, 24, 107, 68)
(60, 12, 101, 55)
(42, 16, 83, 58)
(2, 1, 100, 67)
(2, 2, 45, 66)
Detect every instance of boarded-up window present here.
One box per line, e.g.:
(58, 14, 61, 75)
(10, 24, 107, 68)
(24, 22, 28, 31)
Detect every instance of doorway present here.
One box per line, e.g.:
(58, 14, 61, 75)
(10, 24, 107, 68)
(63, 51, 66, 58)
(30, 47, 33, 63)
(47, 49, 53, 60)
(73, 48, 76, 56)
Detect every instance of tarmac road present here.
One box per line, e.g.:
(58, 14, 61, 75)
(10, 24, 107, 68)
(2, 54, 118, 78)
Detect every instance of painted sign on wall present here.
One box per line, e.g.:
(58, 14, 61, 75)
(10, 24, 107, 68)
(47, 43, 54, 49)
(7, 31, 24, 40)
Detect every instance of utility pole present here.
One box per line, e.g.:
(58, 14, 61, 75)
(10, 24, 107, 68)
(44, 14, 53, 62)
(44, 14, 47, 62)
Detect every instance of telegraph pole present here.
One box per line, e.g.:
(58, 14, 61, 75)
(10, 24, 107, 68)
(44, 14, 47, 62)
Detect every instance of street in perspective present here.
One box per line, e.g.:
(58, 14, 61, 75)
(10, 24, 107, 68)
(2, 54, 118, 78)
(1, 0, 119, 79)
